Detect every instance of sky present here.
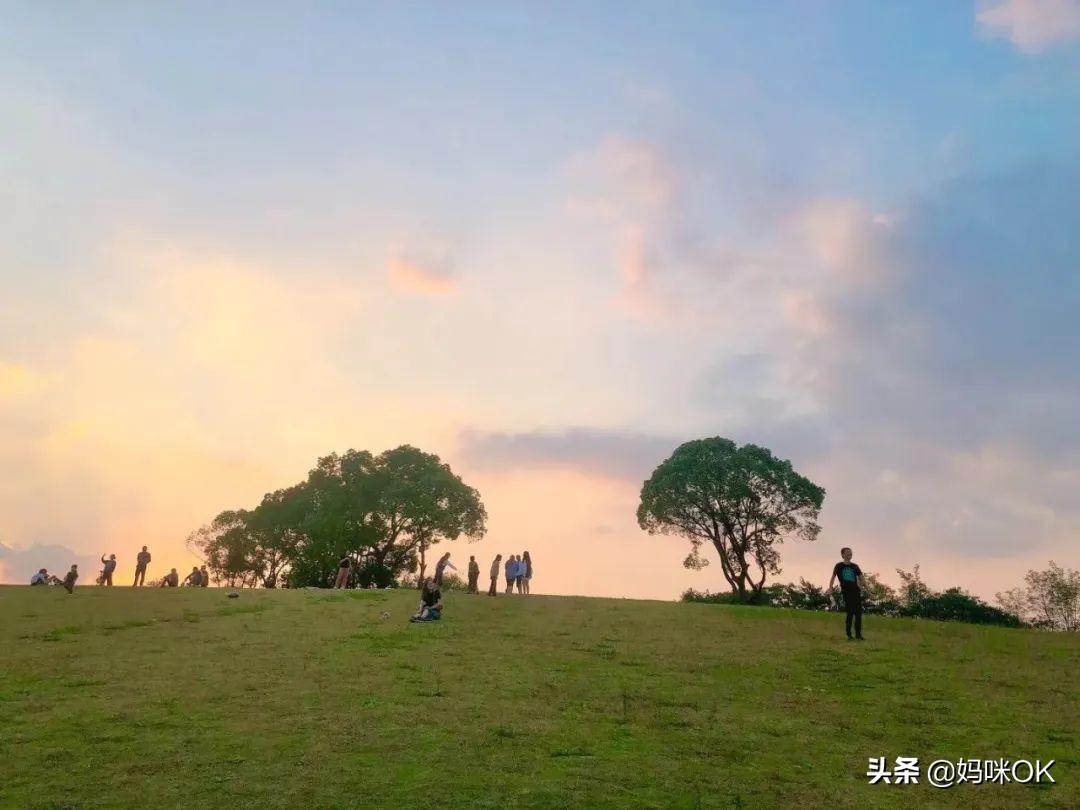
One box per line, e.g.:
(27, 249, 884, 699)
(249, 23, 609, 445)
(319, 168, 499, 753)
(2, 1, 1079, 600)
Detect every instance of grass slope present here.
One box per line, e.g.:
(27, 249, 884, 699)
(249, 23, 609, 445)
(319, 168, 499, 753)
(0, 585, 1076, 809)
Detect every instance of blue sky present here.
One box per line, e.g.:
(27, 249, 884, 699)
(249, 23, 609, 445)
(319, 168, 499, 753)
(2, 1, 1079, 598)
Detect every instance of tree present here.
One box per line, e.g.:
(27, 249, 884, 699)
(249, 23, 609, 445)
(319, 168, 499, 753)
(638, 438, 824, 602)
(997, 561, 1080, 631)
(288, 445, 487, 587)
(187, 509, 264, 588)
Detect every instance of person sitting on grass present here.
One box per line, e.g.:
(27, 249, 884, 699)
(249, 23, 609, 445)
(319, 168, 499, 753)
(62, 565, 79, 594)
(200, 566, 210, 587)
(183, 566, 202, 587)
(410, 577, 443, 622)
(30, 568, 59, 586)
(159, 568, 179, 588)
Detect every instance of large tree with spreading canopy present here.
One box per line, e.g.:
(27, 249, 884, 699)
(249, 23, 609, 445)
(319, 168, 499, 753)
(637, 438, 825, 603)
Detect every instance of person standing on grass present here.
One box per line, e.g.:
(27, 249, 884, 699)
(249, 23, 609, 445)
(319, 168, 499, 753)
(99, 553, 117, 586)
(514, 555, 525, 594)
(828, 547, 866, 640)
(489, 554, 502, 596)
(334, 555, 351, 589)
(133, 546, 151, 586)
(200, 566, 209, 587)
(433, 552, 456, 586)
(467, 555, 480, 593)
(504, 554, 516, 594)
(62, 565, 79, 594)
(522, 551, 533, 595)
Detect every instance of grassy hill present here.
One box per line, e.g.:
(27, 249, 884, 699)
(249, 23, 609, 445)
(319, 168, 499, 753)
(1, 585, 1076, 809)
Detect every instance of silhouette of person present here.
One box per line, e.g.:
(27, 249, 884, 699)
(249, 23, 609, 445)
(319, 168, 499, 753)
(488, 554, 502, 596)
(133, 546, 151, 586)
(433, 552, 456, 586)
(200, 566, 209, 587)
(183, 567, 202, 587)
(63, 565, 79, 594)
(467, 555, 480, 593)
(160, 568, 179, 588)
(99, 554, 117, 587)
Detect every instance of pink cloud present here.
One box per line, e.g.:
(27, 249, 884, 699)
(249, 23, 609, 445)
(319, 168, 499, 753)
(977, 0, 1080, 53)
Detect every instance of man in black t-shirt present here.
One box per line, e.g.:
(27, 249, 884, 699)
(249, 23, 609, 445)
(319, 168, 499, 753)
(828, 547, 866, 640)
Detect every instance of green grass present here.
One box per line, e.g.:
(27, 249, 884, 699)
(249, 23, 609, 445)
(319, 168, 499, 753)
(0, 586, 1076, 808)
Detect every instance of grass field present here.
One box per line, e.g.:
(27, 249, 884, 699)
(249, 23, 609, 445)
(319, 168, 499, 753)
(0, 585, 1076, 809)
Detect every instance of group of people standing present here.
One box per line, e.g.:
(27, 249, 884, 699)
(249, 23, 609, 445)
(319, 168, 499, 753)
(29, 546, 211, 592)
(486, 552, 532, 596)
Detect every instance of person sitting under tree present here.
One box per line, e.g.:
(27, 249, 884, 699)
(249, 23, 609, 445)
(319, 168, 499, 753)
(410, 577, 443, 622)
(200, 565, 209, 587)
(828, 547, 867, 640)
(183, 567, 202, 587)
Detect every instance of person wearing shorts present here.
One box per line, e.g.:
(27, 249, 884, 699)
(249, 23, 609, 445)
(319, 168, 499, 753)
(334, 556, 351, 589)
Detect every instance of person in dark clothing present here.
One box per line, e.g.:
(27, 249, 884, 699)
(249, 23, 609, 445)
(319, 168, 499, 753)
(133, 546, 151, 586)
(99, 554, 117, 586)
(334, 555, 351, 589)
(828, 547, 866, 640)
(62, 565, 79, 594)
(199, 566, 210, 587)
(160, 568, 179, 588)
(467, 556, 480, 593)
(410, 578, 443, 622)
(488, 554, 502, 596)
(433, 552, 456, 586)
(183, 567, 202, 587)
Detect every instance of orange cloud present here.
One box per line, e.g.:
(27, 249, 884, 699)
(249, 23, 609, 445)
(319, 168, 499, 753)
(387, 256, 458, 295)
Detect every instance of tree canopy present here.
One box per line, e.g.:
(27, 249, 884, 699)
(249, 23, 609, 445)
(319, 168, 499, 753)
(637, 437, 824, 602)
(188, 445, 487, 588)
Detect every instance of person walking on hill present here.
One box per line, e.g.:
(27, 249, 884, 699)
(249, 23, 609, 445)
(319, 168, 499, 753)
(522, 551, 533, 595)
(467, 555, 480, 593)
(828, 547, 867, 640)
(334, 555, 351, 589)
(99, 553, 117, 587)
(199, 565, 210, 587)
(433, 552, 456, 587)
(488, 554, 502, 596)
(133, 546, 151, 587)
(62, 565, 79, 594)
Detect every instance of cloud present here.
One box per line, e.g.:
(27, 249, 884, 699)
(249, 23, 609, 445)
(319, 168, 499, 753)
(0, 361, 46, 399)
(977, 0, 1080, 53)
(387, 250, 458, 295)
(0, 542, 100, 584)
(565, 135, 679, 313)
(458, 427, 682, 482)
